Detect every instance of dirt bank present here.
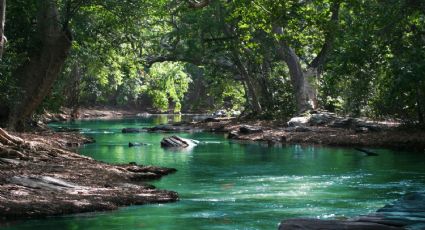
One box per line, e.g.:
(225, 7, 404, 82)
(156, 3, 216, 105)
(0, 128, 178, 220)
(41, 106, 142, 123)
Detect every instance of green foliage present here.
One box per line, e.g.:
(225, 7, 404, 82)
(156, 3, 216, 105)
(1, 0, 424, 125)
(146, 62, 191, 112)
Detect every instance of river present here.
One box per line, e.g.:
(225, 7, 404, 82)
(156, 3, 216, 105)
(5, 115, 425, 230)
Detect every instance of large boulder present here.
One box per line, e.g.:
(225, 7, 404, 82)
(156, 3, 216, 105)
(287, 116, 310, 127)
(309, 112, 337, 126)
(160, 136, 199, 148)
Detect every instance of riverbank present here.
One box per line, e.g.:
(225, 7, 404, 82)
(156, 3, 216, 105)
(0, 128, 178, 220)
(41, 106, 142, 123)
(140, 115, 425, 151)
(198, 120, 425, 151)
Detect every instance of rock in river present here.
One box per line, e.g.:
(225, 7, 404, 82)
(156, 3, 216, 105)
(160, 136, 199, 148)
(122, 128, 144, 133)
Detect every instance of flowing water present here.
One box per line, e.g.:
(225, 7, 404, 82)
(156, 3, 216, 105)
(4, 115, 425, 230)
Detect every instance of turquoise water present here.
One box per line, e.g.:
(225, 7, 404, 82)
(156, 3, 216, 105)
(3, 115, 425, 230)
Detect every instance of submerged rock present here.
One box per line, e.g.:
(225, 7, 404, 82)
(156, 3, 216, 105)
(122, 128, 144, 133)
(146, 125, 192, 132)
(128, 142, 149, 147)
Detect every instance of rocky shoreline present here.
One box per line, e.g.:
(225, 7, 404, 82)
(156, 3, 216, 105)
(279, 192, 425, 229)
(137, 112, 425, 152)
(0, 128, 178, 220)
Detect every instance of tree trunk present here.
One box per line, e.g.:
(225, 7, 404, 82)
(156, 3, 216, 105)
(8, 1, 72, 130)
(417, 85, 424, 126)
(232, 50, 262, 114)
(273, 26, 315, 113)
(0, 0, 5, 59)
(272, 2, 340, 114)
(68, 63, 81, 120)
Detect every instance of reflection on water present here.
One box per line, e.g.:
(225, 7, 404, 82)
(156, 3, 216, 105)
(4, 115, 425, 230)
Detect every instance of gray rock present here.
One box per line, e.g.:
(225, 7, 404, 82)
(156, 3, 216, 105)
(330, 118, 356, 128)
(228, 130, 239, 139)
(160, 136, 198, 148)
(288, 116, 310, 127)
(309, 112, 336, 126)
(239, 125, 263, 134)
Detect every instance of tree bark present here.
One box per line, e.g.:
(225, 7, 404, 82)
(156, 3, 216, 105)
(273, 1, 340, 113)
(231, 50, 262, 114)
(0, 0, 5, 59)
(67, 63, 81, 120)
(273, 26, 313, 113)
(417, 86, 424, 126)
(8, 1, 72, 130)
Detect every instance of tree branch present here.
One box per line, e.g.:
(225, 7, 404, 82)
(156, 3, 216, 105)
(0, 0, 6, 59)
(187, 0, 212, 9)
(309, 0, 341, 69)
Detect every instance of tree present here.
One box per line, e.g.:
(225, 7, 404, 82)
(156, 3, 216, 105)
(0, 0, 5, 59)
(7, 0, 72, 130)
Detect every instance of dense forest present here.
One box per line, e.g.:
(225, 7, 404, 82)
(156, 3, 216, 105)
(0, 0, 424, 130)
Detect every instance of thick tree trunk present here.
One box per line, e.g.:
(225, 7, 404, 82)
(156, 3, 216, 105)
(0, 0, 5, 59)
(273, 26, 315, 113)
(272, 2, 340, 114)
(8, 1, 72, 130)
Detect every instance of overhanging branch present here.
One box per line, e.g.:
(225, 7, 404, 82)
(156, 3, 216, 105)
(187, 0, 212, 9)
(309, 0, 341, 69)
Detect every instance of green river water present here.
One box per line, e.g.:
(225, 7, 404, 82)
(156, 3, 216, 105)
(4, 115, 425, 230)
